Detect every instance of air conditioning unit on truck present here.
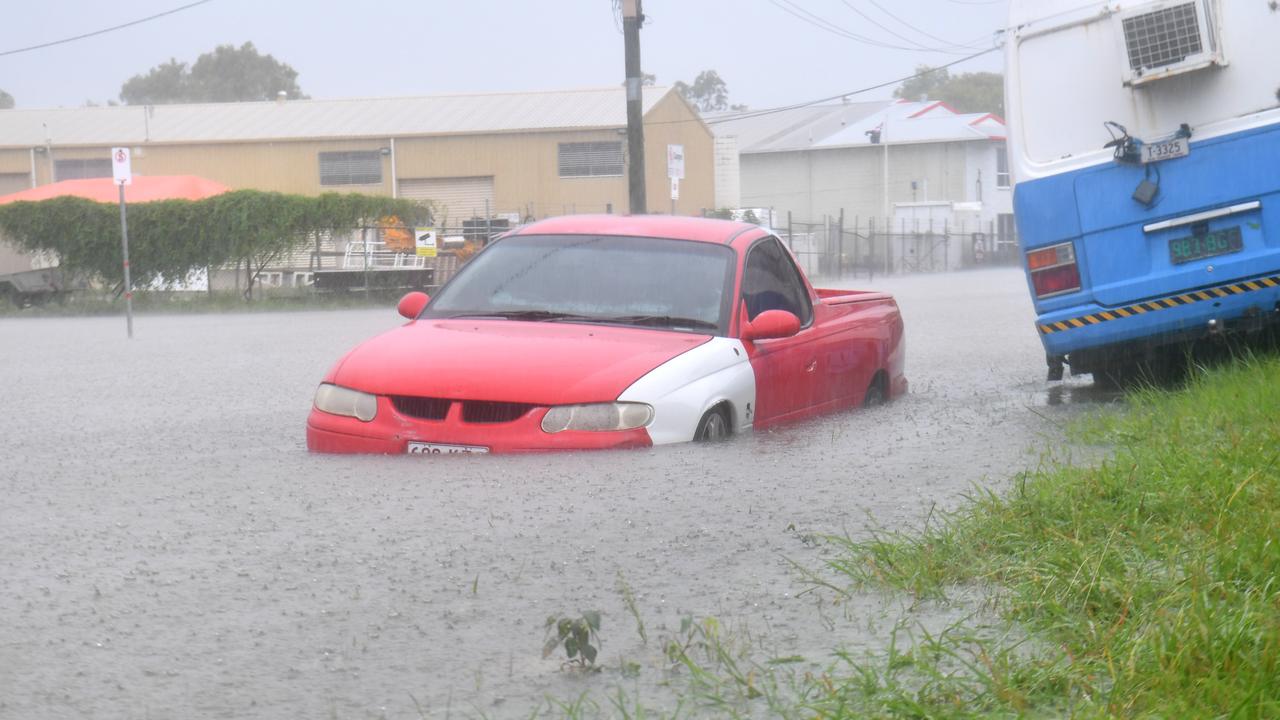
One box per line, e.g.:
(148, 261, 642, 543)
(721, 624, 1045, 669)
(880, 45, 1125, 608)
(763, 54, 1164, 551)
(1005, 0, 1280, 380)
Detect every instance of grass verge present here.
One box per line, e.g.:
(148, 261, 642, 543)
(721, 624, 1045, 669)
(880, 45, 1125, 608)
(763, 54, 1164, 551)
(815, 355, 1280, 717)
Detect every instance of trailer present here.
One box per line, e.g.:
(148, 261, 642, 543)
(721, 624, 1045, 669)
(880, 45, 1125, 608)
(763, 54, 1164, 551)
(0, 267, 71, 308)
(312, 240, 435, 294)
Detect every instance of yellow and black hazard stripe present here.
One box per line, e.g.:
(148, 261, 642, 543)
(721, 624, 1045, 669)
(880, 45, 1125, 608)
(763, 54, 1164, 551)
(1039, 273, 1280, 335)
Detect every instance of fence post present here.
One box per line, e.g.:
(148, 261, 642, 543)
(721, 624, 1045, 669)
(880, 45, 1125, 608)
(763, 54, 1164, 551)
(837, 208, 845, 280)
(884, 217, 892, 275)
(868, 217, 877, 275)
(944, 219, 951, 271)
(362, 225, 371, 301)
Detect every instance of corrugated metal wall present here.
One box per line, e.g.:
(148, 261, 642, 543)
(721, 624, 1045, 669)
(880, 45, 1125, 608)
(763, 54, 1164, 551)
(0, 98, 716, 219)
(398, 177, 495, 223)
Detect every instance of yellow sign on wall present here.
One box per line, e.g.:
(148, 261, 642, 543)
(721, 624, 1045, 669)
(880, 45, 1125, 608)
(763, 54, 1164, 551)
(414, 227, 438, 257)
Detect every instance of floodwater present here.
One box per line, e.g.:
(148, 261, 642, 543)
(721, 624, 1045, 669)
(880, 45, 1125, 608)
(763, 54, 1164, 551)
(0, 268, 1116, 719)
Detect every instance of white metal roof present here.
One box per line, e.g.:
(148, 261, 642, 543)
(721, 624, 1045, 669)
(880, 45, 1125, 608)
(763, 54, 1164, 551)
(710, 99, 1005, 154)
(816, 101, 1005, 148)
(705, 101, 889, 152)
(0, 87, 677, 148)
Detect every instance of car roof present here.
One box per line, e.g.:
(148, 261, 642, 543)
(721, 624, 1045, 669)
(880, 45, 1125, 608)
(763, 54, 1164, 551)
(506, 214, 769, 247)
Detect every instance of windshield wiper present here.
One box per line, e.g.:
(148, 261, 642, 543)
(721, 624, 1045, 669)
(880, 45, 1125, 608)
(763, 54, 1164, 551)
(600, 314, 719, 331)
(445, 310, 717, 330)
(446, 310, 599, 322)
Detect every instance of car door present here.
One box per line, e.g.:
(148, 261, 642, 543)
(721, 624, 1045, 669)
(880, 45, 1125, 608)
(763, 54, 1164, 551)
(739, 238, 819, 426)
(809, 300, 881, 412)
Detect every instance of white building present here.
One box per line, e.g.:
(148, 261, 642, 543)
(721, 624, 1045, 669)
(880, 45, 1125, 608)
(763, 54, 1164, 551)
(709, 99, 1016, 269)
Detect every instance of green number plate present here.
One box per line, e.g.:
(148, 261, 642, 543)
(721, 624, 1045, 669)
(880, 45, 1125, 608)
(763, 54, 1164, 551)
(1169, 226, 1243, 265)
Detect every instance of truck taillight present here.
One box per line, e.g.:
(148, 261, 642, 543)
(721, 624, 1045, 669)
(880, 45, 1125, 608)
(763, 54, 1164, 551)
(1027, 242, 1081, 298)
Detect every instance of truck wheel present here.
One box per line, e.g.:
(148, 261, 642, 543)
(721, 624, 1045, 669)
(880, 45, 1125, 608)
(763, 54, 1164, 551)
(1095, 353, 1183, 389)
(694, 406, 731, 442)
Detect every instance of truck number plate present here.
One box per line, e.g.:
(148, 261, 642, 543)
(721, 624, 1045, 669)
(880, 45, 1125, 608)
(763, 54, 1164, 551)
(1143, 137, 1189, 164)
(1169, 226, 1243, 265)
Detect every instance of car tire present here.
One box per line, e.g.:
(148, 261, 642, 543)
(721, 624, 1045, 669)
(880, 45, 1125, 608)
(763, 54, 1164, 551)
(694, 406, 731, 442)
(863, 375, 888, 408)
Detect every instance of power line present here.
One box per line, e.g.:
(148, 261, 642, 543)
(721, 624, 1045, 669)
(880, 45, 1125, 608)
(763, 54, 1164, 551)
(837, 0, 982, 53)
(650, 47, 998, 127)
(856, 0, 988, 51)
(769, 0, 975, 54)
(0, 0, 216, 58)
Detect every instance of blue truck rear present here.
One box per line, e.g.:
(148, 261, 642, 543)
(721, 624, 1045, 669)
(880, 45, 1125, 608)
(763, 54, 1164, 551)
(1006, 0, 1280, 378)
(1016, 122, 1280, 376)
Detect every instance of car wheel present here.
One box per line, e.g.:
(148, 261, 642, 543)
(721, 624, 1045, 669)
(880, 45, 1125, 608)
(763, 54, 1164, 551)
(863, 376, 887, 408)
(694, 406, 731, 442)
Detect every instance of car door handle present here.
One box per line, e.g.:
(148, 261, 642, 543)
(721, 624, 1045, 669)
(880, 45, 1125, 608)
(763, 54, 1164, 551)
(805, 360, 817, 373)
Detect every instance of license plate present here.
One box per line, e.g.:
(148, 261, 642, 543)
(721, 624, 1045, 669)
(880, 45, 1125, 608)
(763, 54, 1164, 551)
(1143, 137, 1189, 164)
(1169, 226, 1243, 265)
(406, 442, 489, 455)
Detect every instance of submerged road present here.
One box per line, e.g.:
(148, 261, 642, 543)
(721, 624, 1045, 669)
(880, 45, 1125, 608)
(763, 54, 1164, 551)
(0, 268, 1115, 718)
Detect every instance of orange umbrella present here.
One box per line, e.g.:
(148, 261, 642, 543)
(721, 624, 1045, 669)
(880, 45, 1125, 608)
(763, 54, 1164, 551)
(0, 175, 231, 205)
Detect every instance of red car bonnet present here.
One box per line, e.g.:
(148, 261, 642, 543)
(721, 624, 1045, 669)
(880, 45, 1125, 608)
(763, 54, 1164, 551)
(331, 319, 712, 406)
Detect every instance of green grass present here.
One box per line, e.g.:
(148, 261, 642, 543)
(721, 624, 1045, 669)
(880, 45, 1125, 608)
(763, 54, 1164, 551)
(815, 355, 1280, 717)
(532, 356, 1280, 718)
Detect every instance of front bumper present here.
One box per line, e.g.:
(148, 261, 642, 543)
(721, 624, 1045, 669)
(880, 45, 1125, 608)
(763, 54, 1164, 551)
(305, 397, 653, 454)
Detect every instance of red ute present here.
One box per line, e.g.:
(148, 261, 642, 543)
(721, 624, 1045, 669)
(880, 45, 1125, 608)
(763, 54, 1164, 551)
(307, 215, 906, 454)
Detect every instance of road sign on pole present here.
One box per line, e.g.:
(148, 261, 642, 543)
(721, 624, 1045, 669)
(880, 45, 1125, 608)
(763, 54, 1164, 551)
(112, 147, 133, 186)
(666, 144, 685, 180)
(112, 147, 135, 339)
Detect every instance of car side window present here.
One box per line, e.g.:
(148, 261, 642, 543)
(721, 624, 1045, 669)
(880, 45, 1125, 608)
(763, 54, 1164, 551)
(742, 238, 813, 325)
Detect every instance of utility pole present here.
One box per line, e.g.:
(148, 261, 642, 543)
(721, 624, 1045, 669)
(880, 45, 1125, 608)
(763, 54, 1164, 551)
(622, 0, 647, 214)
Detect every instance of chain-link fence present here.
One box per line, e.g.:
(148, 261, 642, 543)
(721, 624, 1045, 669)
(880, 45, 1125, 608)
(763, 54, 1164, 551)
(778, 213, 1021, 282)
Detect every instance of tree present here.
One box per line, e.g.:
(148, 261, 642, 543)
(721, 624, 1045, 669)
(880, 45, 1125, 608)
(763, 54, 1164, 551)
(120, 59, 189, 104)
(674, 70, 746, 113)
(120, 43, 306, 105)
(895, 65, 1005, 117)
(0, 90, 13, 110)
(894, 65, 950, 104)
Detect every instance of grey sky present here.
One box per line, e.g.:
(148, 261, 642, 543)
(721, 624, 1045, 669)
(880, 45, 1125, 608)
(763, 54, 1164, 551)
(1, 0, 1007, 111)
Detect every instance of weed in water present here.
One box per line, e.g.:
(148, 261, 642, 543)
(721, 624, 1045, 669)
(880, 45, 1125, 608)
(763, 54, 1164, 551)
(616, 572, 647, 646)
(543, 612, 603, 671)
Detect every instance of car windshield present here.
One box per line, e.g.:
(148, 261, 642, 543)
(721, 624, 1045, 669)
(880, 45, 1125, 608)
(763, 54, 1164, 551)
(423, 234, 736, 334)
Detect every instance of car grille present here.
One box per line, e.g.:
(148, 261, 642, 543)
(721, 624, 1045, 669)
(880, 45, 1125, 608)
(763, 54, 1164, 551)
(462, 401, 535, 424)
(389, 396, 535, 424)
(390, 396, 451, 421)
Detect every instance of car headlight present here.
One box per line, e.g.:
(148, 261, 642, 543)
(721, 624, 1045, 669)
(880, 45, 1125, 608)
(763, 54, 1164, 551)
(313, 383, 378, 422)
(540, 402, 653, 433)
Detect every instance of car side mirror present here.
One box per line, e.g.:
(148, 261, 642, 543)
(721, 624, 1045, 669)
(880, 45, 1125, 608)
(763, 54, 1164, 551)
(741, 309, 801, 341)
(397, 291, 430, 319)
